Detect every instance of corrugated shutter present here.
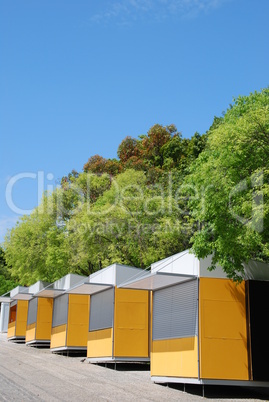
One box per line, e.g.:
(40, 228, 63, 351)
(52, 294, 69, 327)
(89, 288, 114, 331)
(153, 279, 198, 340)
(27, 297, 38, 325)
(0, 303, 9, 332)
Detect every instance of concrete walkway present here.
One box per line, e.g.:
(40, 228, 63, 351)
(0, 333, 267, 401)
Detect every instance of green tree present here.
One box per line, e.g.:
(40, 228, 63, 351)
(65, 169, 192, 270)
(0, 247, 18, 295)
(187, 88, 269, 280)
(4, 193, 73, 284)
(186, 132, 207, 160)
(141, 124, 176, 168)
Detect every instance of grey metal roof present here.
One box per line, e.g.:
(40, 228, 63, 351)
(118, 271, 196, 291)
(0, 296, 11, 303)
(35, 288, 66, 298)
(11, 280, 53, 300)
(34, 274, 87, 298)
(11, 292, 34, 301)
(66, 282, 113, 295)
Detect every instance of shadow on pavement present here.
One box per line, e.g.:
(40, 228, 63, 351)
(159, 383, 269, 400)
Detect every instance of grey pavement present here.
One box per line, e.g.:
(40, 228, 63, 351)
(0, 333, 268, 401)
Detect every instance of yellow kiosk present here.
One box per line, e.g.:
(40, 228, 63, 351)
(7, 286, 30, 342)
(120, 250, 269, 389)
(35, 273, 88, 353)
(25, 281, 52, 347)
(68, 263, 150, 364)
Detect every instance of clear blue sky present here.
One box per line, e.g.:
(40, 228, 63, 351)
(1, 0, 269, 243)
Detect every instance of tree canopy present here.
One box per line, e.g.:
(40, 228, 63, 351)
(187, 88, 269, 280)
(0, 247, 18, 295)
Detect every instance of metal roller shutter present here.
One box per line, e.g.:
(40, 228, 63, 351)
(27, 297, 38, 325)
(153, 279, 198, 340)
(0, 303, 9, 332)
(89, 288, 114, 331)
(52, 294, 69, 327)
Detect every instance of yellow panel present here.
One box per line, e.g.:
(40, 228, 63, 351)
(7, 322, 16, 339)
(199, 278, 249, 380)
(203, 300, 246, 339)
(87, 328, 113, 358)
(114, 288, 149, 358)
(66, 294, 90, 347)
(50, 324, 67, 349)
(151, 337, 198, 378)
(26, 323, 36, 342)
(36, 298, 53, 341)
(15, 300, 28, 337)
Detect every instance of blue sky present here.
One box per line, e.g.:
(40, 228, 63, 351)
(1, 0, 269, 243)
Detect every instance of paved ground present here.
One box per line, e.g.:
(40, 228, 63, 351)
(0, 333, 269, 401)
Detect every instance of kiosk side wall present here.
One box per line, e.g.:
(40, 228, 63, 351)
(87, 288, 114, 358)
(199, 278, 249, 380)
(66, 294, 90, 347)
(113, 288, 149, 358)
(15, 300, 28, 337)
(36, 298, 53, 340)
(150, 280, 199, 378)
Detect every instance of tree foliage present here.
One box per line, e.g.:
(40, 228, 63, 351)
(117, 136, 140, 162)
(187, 88, 269, 280)
(0, 246, 18, 295)
(115, 124, 207, 176)
(83, 155, 121, 176)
